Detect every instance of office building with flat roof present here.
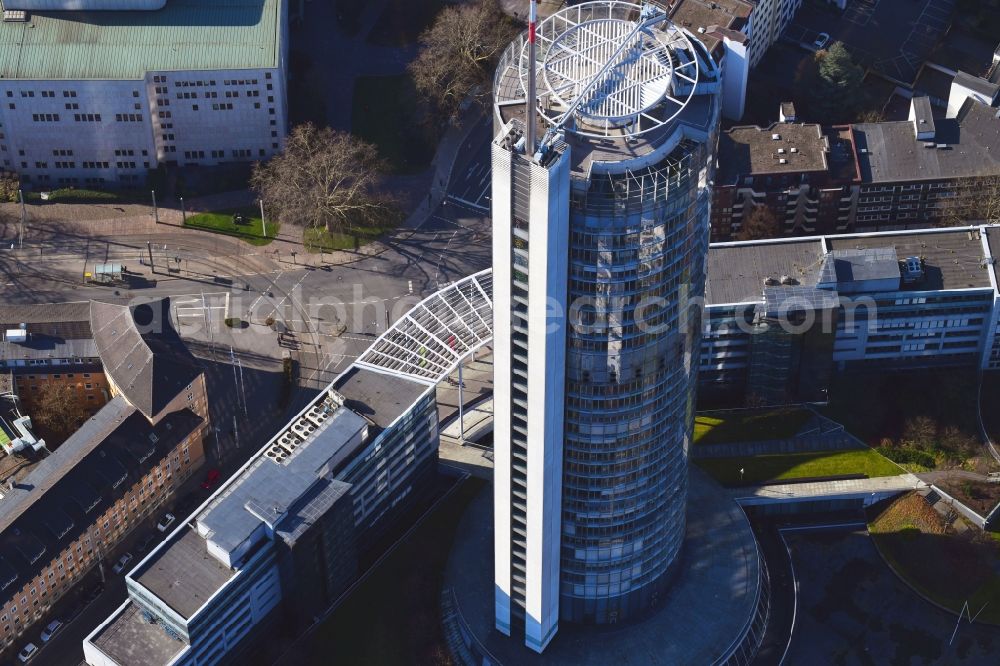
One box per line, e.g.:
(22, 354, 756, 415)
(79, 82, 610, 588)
(491, 1, 721, 651)
(82, 271, 499, 666)
(0, 0, 287, 188)
(700, 225, 1000, 405)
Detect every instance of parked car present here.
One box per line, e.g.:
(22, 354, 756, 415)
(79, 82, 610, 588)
(40, 619, 63, 643)
(201, 469, 221, 490)
(112, 553, 133, 575)
(813, 32, 830, 49)
(156, 513, 176, 533)
(17, 643, 38, 663)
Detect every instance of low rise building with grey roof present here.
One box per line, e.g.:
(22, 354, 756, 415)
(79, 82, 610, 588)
(701, 225, 1000, 405)
(712, 88, 1000, 241)
(85, 275, 494, 666)
(87, 365, 437, 666)
(0, 302, 98, 368)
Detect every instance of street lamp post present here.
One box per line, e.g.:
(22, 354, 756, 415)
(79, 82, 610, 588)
(259, 198, 267, 238)
(151, 190, 159, 224)
(180, 197, 186, 225)
(17, 189, 25, 250)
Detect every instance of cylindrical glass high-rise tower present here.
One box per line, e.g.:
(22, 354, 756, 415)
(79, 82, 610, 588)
(491, 1, 720, 653)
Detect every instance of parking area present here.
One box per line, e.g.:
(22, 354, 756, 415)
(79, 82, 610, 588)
(784, 0, 956, 85)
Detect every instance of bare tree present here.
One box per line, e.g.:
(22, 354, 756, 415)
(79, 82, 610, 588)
(251, 123, 393, 235)
(939, 174, 1000, 227)
(736, 205, 781, 241)
(32, 383, 88, 438)
(409, 0, 520, 122)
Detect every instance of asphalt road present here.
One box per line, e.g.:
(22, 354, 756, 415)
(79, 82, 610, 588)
(9, 174, 491, 666)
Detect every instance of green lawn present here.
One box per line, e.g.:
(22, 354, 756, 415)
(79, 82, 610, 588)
(351, 75, 436, 174)
(303, 225, 387, 253)
(823, 368, 987, 471)
(183, 207, 278, 246)
(0, 429, 9, 447)
(25, 188, 145, 204)
(694, 407, 813, 445)
(870, 492, 1000, 625)
(695, 448, 903, 486)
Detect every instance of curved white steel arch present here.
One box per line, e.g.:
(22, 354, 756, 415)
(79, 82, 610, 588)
(354, 269, 494, 385)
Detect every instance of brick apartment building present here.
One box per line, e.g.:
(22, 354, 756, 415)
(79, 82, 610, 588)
(711, 69, 1000, 241)
(0, 302, 110, 422)
(0, 299, 208, 652)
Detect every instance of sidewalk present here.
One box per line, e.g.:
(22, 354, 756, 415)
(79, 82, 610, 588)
(732, 473, 926, 506)
(397, 105, 488, 232)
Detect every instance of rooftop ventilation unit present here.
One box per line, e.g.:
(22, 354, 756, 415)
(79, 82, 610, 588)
(5, 329, 26, 344)
(790, 147, 798, 153)
(764, 277, 780, 286)
(2, 10, 27, 22)
(777, 148, 786, 154)
(780, 275, 796, 285)
(779, 158, 788, 164)
(902, 256, 924, 283)
(771, 133, 781, 141)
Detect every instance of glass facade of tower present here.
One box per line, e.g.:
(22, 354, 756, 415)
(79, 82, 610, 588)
(560, 142, 711, 623)
(491, 0, 721, 649)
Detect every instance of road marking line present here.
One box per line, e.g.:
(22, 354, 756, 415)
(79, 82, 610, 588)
(446, 195, 489, 213)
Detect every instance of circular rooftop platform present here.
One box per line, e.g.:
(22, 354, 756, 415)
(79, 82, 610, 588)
(443, 466, 769, 665)
(519, 1, 700, 139)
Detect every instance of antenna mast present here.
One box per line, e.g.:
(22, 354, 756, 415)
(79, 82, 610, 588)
(526, 0, 538, 156)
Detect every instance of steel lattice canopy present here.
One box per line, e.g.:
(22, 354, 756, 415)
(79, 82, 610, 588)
(354, 269, 494, 385)
(519, 1, 701, 139)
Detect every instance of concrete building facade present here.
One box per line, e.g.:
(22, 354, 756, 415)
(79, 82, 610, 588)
(0, 0, 288, 188)
(491, 1, 720, 651)
(700, 225, 1000, 405)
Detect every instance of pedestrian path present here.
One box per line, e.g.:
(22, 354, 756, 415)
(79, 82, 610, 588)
(732, 473, 925, 506)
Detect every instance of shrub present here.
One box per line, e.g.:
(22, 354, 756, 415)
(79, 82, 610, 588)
(224, 317, 242, 328)
(0, 173, 20, 203)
